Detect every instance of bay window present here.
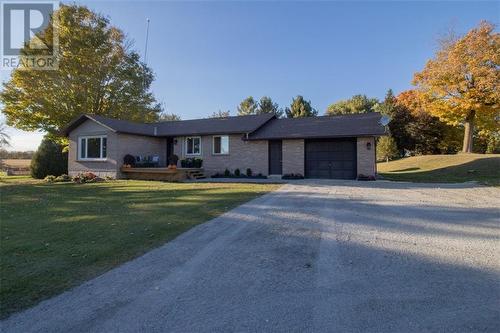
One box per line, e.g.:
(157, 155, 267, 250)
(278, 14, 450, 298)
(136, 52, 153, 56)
(79, 136, 107, 160)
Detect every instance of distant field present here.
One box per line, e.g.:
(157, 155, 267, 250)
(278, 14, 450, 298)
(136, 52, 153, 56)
(0, 159, 31, 175)
(378, 154, 500, 185)
(0, 159, 31, 168)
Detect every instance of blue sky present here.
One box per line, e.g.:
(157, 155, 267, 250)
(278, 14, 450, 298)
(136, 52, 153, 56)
(2, 0, 498, 150)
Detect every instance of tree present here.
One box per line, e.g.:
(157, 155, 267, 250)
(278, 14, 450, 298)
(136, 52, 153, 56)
(237, 96, 258, 116)
(376, 89, 397, 117)
(30, 136, 68, 179)
(413, 21, 500, 153)
(285, 96, 318, 118)
(159, 113, 181, 121)
(0, 5, 162, 138)
(0, 123, 11, 148)
(257, 96, 283, 118)
(209, 110, 231, 118)
(377, 136, 399, 162)
(389, 91, 463, 155)
(326, 94, 379, 116)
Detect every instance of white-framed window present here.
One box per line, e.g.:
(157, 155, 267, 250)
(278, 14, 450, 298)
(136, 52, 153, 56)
(213, 135, 229, 155)
(78, 136, 107, 160)
(185, 136, 201, 155)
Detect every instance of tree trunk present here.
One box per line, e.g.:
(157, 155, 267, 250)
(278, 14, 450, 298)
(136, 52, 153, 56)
(462, 110, 475, 153)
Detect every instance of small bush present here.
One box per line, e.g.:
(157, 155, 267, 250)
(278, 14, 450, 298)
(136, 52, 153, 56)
(234, 168, 240, 176)
(72, 172, 103, 184)
(44, 175, 56, 182)
(224, 168, 231, 177)
(31, 136, 68, 179)
(246, 168, 252, 177)
(282, 173, 304, 180)
(55, 174, 71, 182)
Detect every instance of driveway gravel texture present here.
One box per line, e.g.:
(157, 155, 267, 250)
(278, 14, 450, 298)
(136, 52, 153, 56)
(2, 180, 499, 333)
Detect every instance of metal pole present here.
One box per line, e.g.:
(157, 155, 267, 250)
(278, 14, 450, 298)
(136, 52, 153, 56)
(144, 18, 150, 65)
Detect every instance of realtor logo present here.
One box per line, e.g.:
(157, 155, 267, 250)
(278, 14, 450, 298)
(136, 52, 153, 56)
(1, 0, 59, 70)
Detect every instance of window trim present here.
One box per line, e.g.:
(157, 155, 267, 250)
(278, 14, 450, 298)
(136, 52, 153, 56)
(78, 135, 107, 161)
(212, 135, 229, 155)
(185, 136, 202, 156)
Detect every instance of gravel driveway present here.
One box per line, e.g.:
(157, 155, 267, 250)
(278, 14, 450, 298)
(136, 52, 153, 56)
(2, 181, 499, 332)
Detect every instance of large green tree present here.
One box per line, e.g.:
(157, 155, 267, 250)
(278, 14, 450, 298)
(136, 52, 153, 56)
(413, 21, 499, 153)
(237, 96, 258, 115)
(285, 96, 317, 118)
(257, 96, 283, 118)
(0, 5, 161, 137)
(326, 94, 379, 116)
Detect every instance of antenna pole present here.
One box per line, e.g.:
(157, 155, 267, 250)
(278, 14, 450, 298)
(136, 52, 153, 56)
(144, 18, 150, 65)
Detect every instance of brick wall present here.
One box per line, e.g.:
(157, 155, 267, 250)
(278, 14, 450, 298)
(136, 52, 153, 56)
(173, 135, 268, 176)
(68, 120, 119, 178)
(68, 119, 166, 178)
(356, 137, 376, 177)
(282, 139, 304, 175)
(115, 133, 166, 178)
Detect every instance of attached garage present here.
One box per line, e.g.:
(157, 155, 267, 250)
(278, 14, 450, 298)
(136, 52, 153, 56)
(305, 138, 357, 179)
(246, 113, 386, 179)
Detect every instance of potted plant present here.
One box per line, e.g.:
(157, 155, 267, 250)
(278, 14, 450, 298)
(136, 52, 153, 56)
(168, 154, 179, 169)
(123, 154, 135, 168)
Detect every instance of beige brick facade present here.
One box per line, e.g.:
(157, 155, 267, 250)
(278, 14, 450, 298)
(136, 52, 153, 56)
(68, 120, 166, 178)
(282, 139, 304, 175)
(68, 119, 378, 180)
(173, 135, 268, 176)
(356, 137, 376, 177)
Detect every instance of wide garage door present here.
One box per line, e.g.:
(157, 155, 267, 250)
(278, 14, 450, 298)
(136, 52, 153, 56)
(305, 138, 357, 179)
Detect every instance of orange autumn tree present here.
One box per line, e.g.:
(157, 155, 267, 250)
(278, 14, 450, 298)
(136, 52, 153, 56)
(413, 21, 500, 153)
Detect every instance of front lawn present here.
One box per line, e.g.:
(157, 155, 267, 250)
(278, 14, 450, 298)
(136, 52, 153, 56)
(378, 154, 500, 185)
(0, 178, 279, 318)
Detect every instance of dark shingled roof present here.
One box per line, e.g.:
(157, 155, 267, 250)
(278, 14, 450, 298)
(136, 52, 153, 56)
(63, 113, 275, 137)
(153, 113, 275, 136)
(247, 112, 386, 140)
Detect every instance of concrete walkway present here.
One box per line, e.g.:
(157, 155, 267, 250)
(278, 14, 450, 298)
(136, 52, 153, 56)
(2, 181, 499, 332)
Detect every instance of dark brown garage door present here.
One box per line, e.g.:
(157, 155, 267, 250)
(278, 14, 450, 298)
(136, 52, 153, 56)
(305, 139, 357, 179)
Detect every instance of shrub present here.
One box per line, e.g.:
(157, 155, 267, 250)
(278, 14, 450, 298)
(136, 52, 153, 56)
(30, 136, 68, 179)
(123, 154, 136, 167)
(55, 174, 71, 182)
(234, 168, 240, 176)
(246, 168, 252, 177)
(224, 168, 231, 177)
(44, 175, 56, 182)
(282, 173, 304, 179)
(72, 172, 102, 184)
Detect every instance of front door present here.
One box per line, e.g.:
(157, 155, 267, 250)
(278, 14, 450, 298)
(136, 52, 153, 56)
(268, 140, 282, 175)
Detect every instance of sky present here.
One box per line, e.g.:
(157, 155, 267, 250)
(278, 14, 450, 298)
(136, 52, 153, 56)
(1, 0, 498, 151)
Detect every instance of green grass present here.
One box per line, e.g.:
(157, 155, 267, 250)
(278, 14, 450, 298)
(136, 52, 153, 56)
(0, 178, 279, 318)
(377, 154, 500, 185)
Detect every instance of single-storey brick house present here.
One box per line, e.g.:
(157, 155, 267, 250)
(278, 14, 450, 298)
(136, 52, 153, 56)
(63, 112, 385, 179)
